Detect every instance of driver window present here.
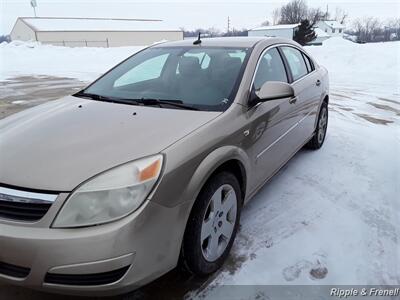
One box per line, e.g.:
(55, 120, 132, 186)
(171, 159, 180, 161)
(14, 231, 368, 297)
(114, 53, 169, 87)
(253, 48, 288, 90)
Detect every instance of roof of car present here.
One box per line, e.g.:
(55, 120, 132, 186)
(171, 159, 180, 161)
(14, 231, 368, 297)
(154, 36, 296, 48)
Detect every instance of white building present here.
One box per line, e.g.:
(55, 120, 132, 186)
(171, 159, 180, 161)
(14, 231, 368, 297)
(248, 24, 299, 39)
(10, 17, 183, 47)
(316, 20, 345, 37)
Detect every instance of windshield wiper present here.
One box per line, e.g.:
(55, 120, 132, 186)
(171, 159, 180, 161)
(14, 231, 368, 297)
(74, 91, 141, 105)
(74, 93, 199, 110)
(74, 91, 112, 101)
(136, 98, 200, 111)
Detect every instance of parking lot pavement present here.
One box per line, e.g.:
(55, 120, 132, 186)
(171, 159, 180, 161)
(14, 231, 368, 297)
(0, 75, 86, 120)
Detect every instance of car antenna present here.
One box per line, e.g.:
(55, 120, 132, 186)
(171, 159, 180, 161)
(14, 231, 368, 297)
(193, 32, 202, 45)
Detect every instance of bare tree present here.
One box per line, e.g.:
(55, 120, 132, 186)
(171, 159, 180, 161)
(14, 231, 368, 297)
(386, 18, 400, 40)
(334, 7, 348, 24)
(207, 27, 222, 37)
(352, 19, 364, 40)
(395, 18, 400, 39)
(181, 28, 207, 38)
(275, 0, 324, 26)
(272, 8, 280, 25)
(261, 20, 270, 26)
(365, 17, 381, 41)
(352, 17, 382, 42)
(307, 7, 325, 26)
(279, 0, 308, 24)
(232, 28, 248, 36)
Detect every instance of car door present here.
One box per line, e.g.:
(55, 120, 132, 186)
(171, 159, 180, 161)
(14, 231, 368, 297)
(245, 47, 300, 191)
(280, 46, 322, 147)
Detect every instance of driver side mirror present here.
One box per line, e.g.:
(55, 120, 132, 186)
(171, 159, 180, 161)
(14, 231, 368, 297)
(249, 81, 295, 107)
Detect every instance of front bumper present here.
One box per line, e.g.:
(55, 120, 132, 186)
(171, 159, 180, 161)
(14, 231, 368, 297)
(0, 192, 191, 296)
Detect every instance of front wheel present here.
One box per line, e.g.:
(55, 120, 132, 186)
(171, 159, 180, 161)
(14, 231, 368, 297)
(306, 102, 328, 150)
(181, 172, 241, 276)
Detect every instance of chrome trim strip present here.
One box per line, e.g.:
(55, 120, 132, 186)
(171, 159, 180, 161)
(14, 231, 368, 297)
(256, 109, 314, 159)
(0, 187, 58, 203)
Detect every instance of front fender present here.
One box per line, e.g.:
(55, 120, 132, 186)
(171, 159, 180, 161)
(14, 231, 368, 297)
(145, 145, 250, 272)
(151, 145, 250, 209)
(182, 145, 250, 207)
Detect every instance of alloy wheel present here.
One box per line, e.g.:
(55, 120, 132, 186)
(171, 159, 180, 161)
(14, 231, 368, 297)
(200, 184, 237, 262)
(317, 106, 328, 144)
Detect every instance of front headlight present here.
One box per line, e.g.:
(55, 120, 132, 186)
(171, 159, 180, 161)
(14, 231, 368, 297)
(53, 155, 163, 228)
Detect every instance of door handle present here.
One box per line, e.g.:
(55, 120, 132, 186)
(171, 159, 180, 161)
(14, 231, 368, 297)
(289, 96, 297, 104)
(316, 80, 321, 86)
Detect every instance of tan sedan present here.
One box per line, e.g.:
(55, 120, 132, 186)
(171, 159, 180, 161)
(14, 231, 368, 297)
(0, 37, 329, 296)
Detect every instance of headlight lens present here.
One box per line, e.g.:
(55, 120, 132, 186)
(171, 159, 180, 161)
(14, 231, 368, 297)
(53, 155, 163, 228)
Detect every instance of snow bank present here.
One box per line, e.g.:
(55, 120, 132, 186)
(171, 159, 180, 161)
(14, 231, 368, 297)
(1, 37, 398, 92)
(306, 37, 399, 93)
(0, 41, 142, 82)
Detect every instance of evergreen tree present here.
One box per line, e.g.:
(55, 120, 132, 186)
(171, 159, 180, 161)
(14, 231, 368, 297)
(294, 20, 316, 45)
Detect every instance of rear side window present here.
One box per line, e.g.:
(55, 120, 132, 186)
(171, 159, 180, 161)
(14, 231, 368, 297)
(281, 46, 308, 81)
(253, 48, 288, 90)
(302, 53, 314, 73)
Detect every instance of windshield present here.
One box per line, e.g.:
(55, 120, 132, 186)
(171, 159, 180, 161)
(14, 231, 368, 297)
(79, 46, 251, 111)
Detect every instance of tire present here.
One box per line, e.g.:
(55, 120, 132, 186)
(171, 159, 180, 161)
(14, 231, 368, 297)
(306, 102, 328, 150)
(181, 172, 242, 276)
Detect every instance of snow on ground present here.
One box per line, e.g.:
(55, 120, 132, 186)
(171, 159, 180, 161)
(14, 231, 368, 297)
(194, 104, 399, 298)
(307, 37, 400, 94)
(0, 40, 143, 81)
(0, 37, 399, 299)
(192, 38, 400, 299)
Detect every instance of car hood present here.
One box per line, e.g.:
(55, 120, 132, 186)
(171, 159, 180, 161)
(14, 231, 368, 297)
(0, 96, 221, 191)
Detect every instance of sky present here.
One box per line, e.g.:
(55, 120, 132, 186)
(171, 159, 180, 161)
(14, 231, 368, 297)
(1, 0, 399, 35)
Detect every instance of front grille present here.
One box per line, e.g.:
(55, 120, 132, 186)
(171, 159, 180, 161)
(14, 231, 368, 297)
(44, 266, 130, 286)
(0, 200, 52, 221)
(0, 187, 57, 222)
(0, 262, 31, 278)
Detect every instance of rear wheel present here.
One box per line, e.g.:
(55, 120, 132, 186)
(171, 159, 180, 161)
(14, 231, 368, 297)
(306, 102, 328, 150)
(181, 172, 241, 275)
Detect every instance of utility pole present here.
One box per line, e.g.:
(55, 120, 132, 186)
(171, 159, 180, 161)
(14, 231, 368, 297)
(325, 4, 329, 20)
(30, 0, 37, 17)
(227, 16, 231, 36)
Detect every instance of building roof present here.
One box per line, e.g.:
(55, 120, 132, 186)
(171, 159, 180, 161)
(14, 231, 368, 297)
(318, 20, 345, 29)
(19, 17, 181, 32)
(249, 24, 299, 31)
